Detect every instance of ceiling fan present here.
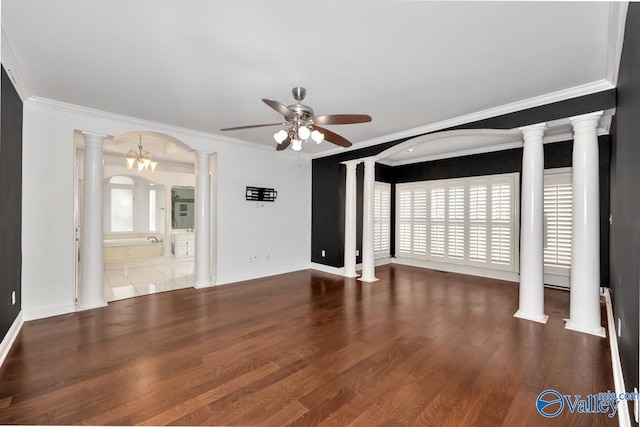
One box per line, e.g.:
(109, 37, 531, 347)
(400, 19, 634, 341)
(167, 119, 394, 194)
(220, 87, 372, 151)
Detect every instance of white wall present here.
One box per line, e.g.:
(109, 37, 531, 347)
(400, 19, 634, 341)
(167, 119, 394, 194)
(22, 98, 311, 320)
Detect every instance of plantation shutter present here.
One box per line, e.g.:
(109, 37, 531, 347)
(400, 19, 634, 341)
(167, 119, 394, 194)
(429, 187, 445, 257)
(469, 184, 487, 262)
(447, 186, 465, 259)
(394, 173, 517, 272)
(374, 182, 391, 257)
(490, 182, 512, 265)
(413, 188, 428, 255)
(544, 173, 572, 269)
(397, 186, 412, 255)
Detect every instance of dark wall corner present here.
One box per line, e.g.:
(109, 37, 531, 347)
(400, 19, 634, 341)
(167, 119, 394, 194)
(0, 64, 24, 343)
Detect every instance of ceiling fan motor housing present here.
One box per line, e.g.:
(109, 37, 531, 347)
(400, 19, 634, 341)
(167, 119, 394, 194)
(288, 103, 314, 120)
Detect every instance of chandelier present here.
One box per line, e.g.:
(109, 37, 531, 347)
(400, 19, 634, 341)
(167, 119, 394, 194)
(273, 123, 324, 151)
(125, 134, 157, 171)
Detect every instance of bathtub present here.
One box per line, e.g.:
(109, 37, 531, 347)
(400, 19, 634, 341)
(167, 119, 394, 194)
(103, 237, 164, 263)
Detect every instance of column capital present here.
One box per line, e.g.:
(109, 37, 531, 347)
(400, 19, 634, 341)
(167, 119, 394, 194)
(195, 150, 213, 160)
(341, 160, 360, 171)
(518, 123, 547, 141)
(570, 110, 604, 123)
(341, 159, 361, 166)
(82, 132, 108, 147)
(570, 111, 603, 136)
(362, 156, 378, 166)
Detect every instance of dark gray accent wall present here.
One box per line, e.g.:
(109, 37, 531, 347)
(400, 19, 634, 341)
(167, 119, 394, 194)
(0, 66, 23, 343)
(610, 3, 640, 418)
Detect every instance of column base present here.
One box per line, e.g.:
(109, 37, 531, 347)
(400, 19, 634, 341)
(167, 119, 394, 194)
(77, 301, 108, 312)
(358, 276, 379, 283)
(343, 272, 360, 278)
(565, 320, 606, 337)
(513, 310, 549, 324)
(194, 281, 215, 289)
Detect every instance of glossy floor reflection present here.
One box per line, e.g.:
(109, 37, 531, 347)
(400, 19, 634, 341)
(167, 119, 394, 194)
(103, 258, 194, 302)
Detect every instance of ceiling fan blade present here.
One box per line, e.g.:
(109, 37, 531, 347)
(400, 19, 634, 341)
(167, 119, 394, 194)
(276, 136, 292, 151)
(220, 122, 287, 131)
(262, 98, 295, 120)
(313, 125, 352, 148)
(312, 114, 372, 125)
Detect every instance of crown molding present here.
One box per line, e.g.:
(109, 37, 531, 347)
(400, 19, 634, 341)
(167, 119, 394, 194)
(1, 26, 33, 101)
(312, 80, 615, 160)
(25, 97, 312, 160)
(606, 2, 629, 87)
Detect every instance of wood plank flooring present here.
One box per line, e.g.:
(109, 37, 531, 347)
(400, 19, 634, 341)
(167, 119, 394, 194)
(0, 264, 617, 426)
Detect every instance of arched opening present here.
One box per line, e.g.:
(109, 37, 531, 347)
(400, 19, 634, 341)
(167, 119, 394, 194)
(75, 130, 213, 304)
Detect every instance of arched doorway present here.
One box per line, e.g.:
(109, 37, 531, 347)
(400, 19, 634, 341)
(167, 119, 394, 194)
(74, 130, 214, 305)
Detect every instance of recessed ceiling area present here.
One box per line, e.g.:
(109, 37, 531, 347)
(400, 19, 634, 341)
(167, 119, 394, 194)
(378, 112, 614, 166)
(379, 130, 523, 166)
(3, 1, 616, 155)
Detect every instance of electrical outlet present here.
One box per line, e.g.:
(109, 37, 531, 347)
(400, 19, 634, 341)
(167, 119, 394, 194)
(11, 291, 16, 305)
(356, 249, 360, 256)
(618, 318, 622, 338)
(321, 250, 325, 257)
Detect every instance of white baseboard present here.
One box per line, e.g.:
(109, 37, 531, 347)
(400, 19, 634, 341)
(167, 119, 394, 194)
(23, 303, 76, 321)
(311, 258, 392, 278)
(309, 262, 344, 276)
(544, 273, 570, 288)
(215, 263, 310, 286)
(0, 311, 23, 368)
(374, 257, 392, 266)
(392, 257, 519, 283)
(602, 288, 632, 426)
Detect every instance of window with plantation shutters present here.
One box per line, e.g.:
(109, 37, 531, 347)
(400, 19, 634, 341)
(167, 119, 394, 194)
(411, 188, 427, 256)
(447, 186, 465, 259)
(544, 171, 572, 275)
(469, 184, 487, 262)
(429, 187, 445, 257)
(396, 173, 518, 272)
(374, 182, 391, 258)
(491, 182, 512, 265)
(397, 187, 412, 255)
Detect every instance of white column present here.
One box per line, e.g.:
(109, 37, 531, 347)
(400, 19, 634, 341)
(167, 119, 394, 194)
(514, 123, 548, 324)
(163, 185, 172, 258)
(342, 160, 359, 278)
(566, 111, 605, 337)
(79, 132, 108, 311)
(359, 158, 379, 282)
(194, 151, 212, 288)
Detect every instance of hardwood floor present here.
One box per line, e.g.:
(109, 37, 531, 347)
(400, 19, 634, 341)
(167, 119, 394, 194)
(0, 264, 616, 426)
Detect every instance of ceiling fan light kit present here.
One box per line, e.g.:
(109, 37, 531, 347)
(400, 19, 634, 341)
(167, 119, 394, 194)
(221, 87, 372, 152)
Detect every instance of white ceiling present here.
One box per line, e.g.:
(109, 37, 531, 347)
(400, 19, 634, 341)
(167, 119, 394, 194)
(2, 1, 618, 156)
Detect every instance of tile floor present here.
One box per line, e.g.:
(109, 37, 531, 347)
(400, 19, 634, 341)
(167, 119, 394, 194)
(103, 258, 194, 302)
